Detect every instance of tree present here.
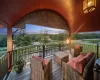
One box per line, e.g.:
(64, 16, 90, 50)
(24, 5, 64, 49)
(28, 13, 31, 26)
(0, 35, 7, 47)
(72, 33, 100, 40)
(13, 28, 32, 47)
(15, 34, 32, 47)
(12, 28, 26, 40)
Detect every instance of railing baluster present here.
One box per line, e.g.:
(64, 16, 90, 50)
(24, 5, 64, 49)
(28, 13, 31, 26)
(0, 53, 8, 80)
(1, 43, 100, 79)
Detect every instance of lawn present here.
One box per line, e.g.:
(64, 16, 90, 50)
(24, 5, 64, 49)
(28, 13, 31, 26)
(82, 39, 100, 43)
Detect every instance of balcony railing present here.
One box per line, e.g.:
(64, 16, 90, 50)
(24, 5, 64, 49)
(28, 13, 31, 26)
(0, 43, 66, 79)
(0, 52, 8, 80)
(73, 43, 100, 58)
(1, 42, 99, 79)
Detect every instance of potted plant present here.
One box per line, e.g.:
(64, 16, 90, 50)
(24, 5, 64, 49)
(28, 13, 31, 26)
(12, 56, 25, 73)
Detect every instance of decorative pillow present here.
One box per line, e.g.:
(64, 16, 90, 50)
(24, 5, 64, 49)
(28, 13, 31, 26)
(67, 52, 94, 74)
(67, 56, 87, 74)
(75, 57, 87, 74)
(67, 60, 76, 69)
(75, 44, 82, 49)
(71, 54, 85, 62)
(32, 56, 48, 66)
(80, 52, 86, 56)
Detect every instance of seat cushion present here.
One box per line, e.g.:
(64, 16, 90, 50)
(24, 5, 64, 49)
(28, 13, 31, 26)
(67, 54, 87, 74)
(71, 54, 85, 62)
(75, 57, 87, 74)
(67, 52, 94, 74)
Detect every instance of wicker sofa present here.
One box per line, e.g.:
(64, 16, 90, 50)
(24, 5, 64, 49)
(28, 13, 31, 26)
(62, 53, 96, 80)
(30, 57, 52, 80)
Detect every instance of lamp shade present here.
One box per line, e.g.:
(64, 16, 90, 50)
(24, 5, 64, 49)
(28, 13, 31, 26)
(83, 0, 96, 13)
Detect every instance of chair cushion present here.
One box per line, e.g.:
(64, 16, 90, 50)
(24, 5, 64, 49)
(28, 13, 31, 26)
(80, 52, 87, 56)
(71, 54, 85, 61)
(67, 54, 87, 74)
(84, 52, 94, 62)
(32, 56, 48, 66)
(67, 52, 94, 74)
(67, 60, 76, 69)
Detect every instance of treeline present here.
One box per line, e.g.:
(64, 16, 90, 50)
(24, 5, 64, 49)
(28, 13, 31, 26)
(1, 33, 100, 47)
(29, 33, 68, 41)
(14, 33, 68, 47)
(0, 35, 7, 47)
(72, 33, 100, 39)
(0, 33, 68, 47)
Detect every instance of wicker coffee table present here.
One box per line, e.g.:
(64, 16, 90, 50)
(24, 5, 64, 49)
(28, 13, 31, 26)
(54, 51, 69, 66)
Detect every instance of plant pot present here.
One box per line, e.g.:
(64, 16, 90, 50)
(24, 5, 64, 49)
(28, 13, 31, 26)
(16, 67, 23, 74)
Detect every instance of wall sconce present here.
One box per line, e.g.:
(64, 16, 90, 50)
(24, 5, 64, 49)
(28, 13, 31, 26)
(83, 0, 96, 13)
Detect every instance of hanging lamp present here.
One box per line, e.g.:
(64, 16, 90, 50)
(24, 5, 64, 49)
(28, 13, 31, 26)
(83, 0, 96, 13)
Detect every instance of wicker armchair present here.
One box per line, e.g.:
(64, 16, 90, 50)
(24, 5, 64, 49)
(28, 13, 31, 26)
(62, 54, 96, 80)
(71, 46, 82, 57)
(30, 58, 52, 80)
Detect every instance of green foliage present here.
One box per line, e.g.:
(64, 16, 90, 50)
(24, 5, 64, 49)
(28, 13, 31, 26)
(15, 34, 32, 47)
(12, 56, 25, 73)
(0, 35, 7, 57)
(42, 36, 49, 43)
(14, 31, 68, 46)
(72, 33, 100, 40)
(0, 35, 7, 47)
(83, 39, 100, 43)
(49, 34, 68, 41)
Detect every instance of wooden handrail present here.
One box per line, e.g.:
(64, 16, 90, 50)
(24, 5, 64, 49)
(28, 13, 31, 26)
(73, 43, 100, 57)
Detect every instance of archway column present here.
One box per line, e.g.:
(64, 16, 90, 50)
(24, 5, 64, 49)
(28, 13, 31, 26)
(7, 27, 13, 71)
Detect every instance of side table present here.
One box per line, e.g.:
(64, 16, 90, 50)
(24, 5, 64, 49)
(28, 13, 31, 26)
(54, 51, 69, 66)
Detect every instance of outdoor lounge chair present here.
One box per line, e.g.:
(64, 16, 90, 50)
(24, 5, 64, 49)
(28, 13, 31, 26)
(30, 57, 52, 80)
(62, 52, 96, 80)
(71, 44, 82, 57)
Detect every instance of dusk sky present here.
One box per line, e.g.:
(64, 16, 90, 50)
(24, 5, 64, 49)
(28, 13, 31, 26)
(0, 24, 66, 34)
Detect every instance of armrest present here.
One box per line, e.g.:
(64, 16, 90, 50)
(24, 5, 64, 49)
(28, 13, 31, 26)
(44, 59, 52, 72)
(62, 62, 84, 80)
(44, 59, 52, 80)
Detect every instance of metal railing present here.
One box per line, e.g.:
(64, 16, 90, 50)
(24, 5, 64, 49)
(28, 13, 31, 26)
(0, 52, 8, 80)
(73, 43, 100, 58)
(12, 44, 66, 64)
(1, 42, 100, 79)
(0, 43, 66, 79)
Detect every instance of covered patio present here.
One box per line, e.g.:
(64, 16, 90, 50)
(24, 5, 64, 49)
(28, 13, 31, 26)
(7, 56, 62, 80)
(0, 0, 100, 80)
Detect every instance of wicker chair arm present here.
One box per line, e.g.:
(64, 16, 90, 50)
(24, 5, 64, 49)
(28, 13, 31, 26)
(44, 59, 52, 80)
(62, 62, 84, 80)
